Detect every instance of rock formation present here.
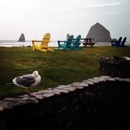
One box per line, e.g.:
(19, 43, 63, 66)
(86, 23, 112, 42)
(66, 33, 70, 40)
(18, 33, 25, 42)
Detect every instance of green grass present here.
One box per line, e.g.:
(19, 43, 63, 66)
(0, 46, 130, 99)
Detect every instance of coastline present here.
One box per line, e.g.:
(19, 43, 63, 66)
(0, 41, 130, 47)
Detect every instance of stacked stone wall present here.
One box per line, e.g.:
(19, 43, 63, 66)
(0, 76, 130, 130)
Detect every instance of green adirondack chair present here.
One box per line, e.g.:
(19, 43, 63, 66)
(58, 35, 74, 50)
(72, 35, 83, 50)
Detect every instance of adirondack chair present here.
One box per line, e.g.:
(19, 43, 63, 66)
(72, 35, 83, 50)
(32, 33, 53, 52)
(111, 37, 127, 47)
(58, 35, 74, 50)
(111, 37, 122, 46)
(120, 37, 127, 47)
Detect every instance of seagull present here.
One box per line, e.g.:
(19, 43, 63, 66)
(12, 71, 41, 96)
(123, 56, 130, 60)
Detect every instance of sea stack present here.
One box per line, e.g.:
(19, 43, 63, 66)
(66, 34, 70, 40)
(18, 33, 25, 42)
(86, 23, 112, 42)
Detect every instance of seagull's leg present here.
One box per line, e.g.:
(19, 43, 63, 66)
(27, 88, 35, 96)
(27, 88, 31, 95)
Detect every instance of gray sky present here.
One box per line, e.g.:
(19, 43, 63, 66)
(0, 0, 130, 41)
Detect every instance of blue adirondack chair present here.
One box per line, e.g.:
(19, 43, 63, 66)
(111, 37, 127, 47)
(111, 37, 122, 46)
(58, 35, 74, 50)
(72, 35, 83, 50)
(120, 37, 127, 47)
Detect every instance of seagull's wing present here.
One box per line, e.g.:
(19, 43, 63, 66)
(13, 74, 36, 88)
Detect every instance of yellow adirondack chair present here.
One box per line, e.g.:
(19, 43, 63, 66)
(32, 33, 53, 52)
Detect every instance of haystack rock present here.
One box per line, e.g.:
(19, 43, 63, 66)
(18, 33, 25, 42)
(86, 23, 112, 42)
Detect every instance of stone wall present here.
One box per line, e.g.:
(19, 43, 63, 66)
(0, 76, 130, 130)
(99, 56, 130, 77)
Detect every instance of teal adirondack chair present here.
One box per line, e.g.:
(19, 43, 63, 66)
(72, 35, 83, 50)
(58, 35, 74, 50)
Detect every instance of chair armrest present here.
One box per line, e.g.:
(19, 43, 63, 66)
(58, 40, 67, 45)
(32, 40, 51, 42)
(32, 40, 42, 42)
(58, 40, 67, 42)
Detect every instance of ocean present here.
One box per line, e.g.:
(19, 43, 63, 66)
(0, 40, 130, 47)
(0, 40, 58, 47)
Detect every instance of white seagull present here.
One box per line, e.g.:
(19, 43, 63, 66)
(12, 71, 41, 96)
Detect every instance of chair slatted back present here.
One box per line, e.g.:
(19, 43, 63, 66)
(41, 33, 51, 48)
(66, 35, 74, 48)
(74, 35, 81, 47)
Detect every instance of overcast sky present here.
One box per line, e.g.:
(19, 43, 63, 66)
(0, 0, 130, 41)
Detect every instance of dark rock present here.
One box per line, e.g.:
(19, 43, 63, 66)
(66, 33, 70, 40)
(111, 38, 117, 41)
(99, 57, 130, 77)
(86, 23, 112, 42)
(18, 33, 25, 42)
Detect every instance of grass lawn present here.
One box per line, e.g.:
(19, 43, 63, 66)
(0, 46, 130, 99)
